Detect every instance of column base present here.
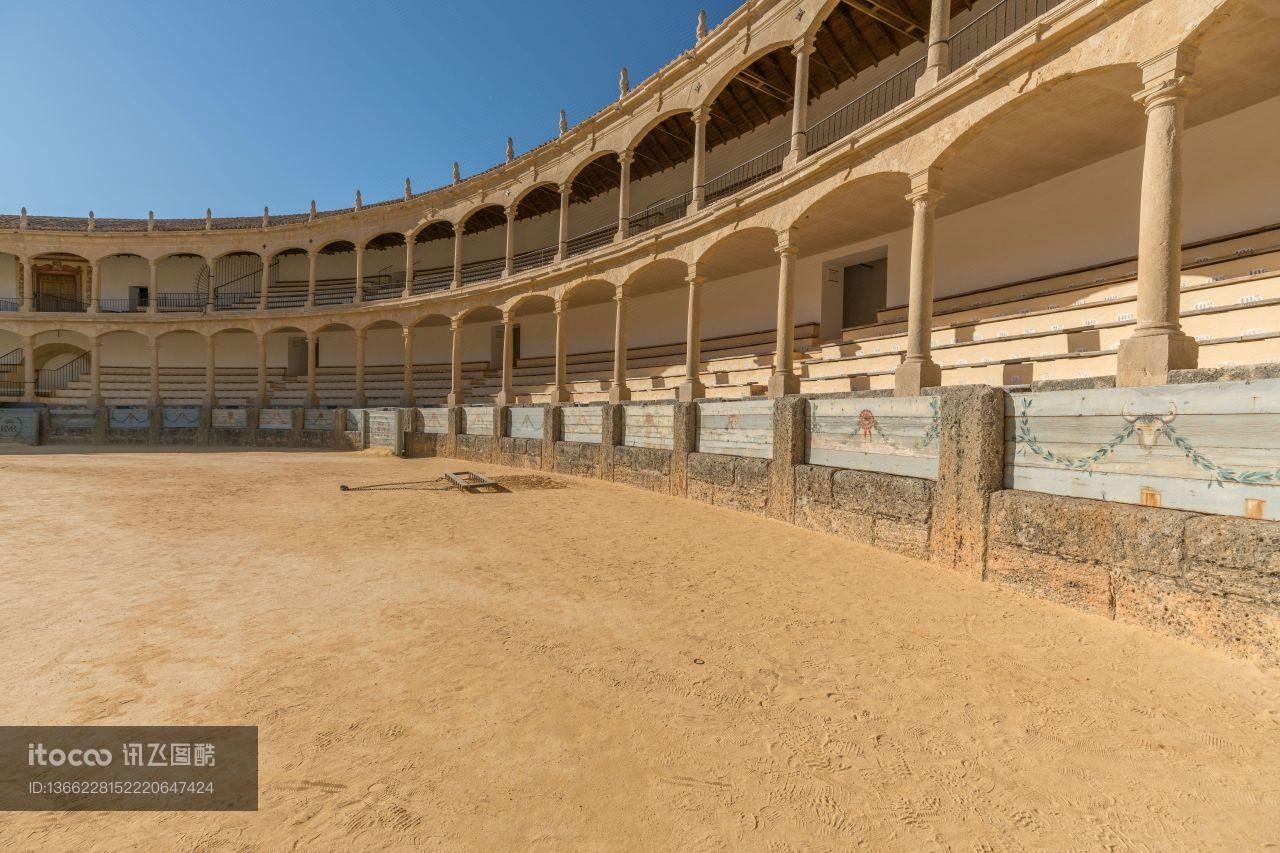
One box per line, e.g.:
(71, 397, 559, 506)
(495, 391, 514, 408)
(447, 392, 465, 406)
(548, 386, 571, 403)
(401, 396, 416, 408)
(677, 379, 705, 402)
(894, 359, 941, 396)
(1116, 331, 1198, 387)
(914, 65, 944, 96)
(767, 372, 800, 398)
(608, 385, 631, 404)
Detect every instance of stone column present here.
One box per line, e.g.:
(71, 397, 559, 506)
(403, 234, 416, 297)
(306, 251, 318, 307)
(769, 395, 808, 523)
(551, 301, 569, 403)
(206, 258, 218, 310)
(451, 228, 464, 289)
(504, 205, 517, 276)
(556, 185, 571, 261)
(401, 326, 416, 406)
(678, 270, 706, 401)
(609, 285, 631, 403)
(20, 258, 32, 313)
(691, 106, 710, 210)
(616, 150, 633, 241)
(258, 254, 271, 312)
(932, 385, 1006, 579)
(256, 335, 269, 407)
(354, 327, 367, 407)
(786, 37, 815, 167)
(447, 318, 464, 406)
(21, 336, 35, 402)
(205, 334, 217, 406)
(1116, 47, 1199, 387)
(496, 312, 515, 407)
(354, 245, 365, 304)
(768, 229, 801, 398)
(89, 336, 102, 407)
(895, 170, 944, 396)
(305, 333, 318, 406)
(148, 338, 161, 407)
(88, 260, 101, 313)
(916, 0, 952, 93)
(148, 258, 160, 314)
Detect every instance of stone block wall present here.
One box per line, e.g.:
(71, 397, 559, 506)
(686, 453, 772, 516)
(610, 445, 673, 494)
(554, 442, 602, 478)
(793, 466, 934, 560)
(453, 434, 494, 463)
(988, 491, 1280, 665)
(499, 437, 543, 469)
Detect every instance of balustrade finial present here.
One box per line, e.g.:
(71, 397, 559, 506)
(309, 200, 317, 220)
(19, 207, 26, 230)
(205, 209, 212, 230)
(148, 210, 155, 231)
(405, 177, 412, 199)
(262, 206, 269, 228)
(355, 189, 362, 211)
(559, 109, 568, 136)
(506, 137, 515, 163)
(619, 66, 630, 98)
(697, 10, 708, 41)
(453, 162, 461, 184)
(88, 210, 95, 232)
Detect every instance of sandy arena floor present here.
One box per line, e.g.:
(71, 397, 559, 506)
(0, 448, 1277, 851)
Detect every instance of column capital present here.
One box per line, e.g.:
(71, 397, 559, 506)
(792, 34, 817, 57)
(908, 167, 943, 198)
(502, 309, 515, 325)
(686, 272, 707, 287)
(775, 227, 800, 255)
(354, 325, 367, 339)
(618, 148, 635, 168)
(505, 203, 518, 220)
(402, 325, 414, 339)
(691, 105, 711, 125)
(353, 243, 365, 255)
(554, 299, 566, 316)
(614, 283, 630, 301)
(450, 317, 463, 332)
(906, 186, 945, 208)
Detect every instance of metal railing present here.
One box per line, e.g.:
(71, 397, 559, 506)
(363, 275, 404, 302)
(413, 267, 454, 294)
(513, 245, 557, 273)
(268, 292, 308, 309)
(157, 293, 207, 312)
(460, 258, 505, 285)
(704, 142, 788, 205)
(33, 293, 89, 313)
(948, 0, 1066, 69)
(805, 58, 926, 154)
(98, 298, 147, 313)
(628, 192, 692, 237)
(314, 288, 355, 307)
(566, 223, 618, 258)
(0, 298, 19, 312)
(0, 348, 22, 397)
(37, 353, 89, 396)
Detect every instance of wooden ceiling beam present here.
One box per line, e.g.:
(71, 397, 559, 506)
(840, 0, 926, 41)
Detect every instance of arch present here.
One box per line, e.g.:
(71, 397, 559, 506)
(361, 318, 404, 332)
(930, 64, 1143, 215)
(317, 240, 356, 255)
(561, 277, 618, 308)
(566, 151, 622, 198)
(458, 204, 507, 236)
(409, 312, 451, 329)
(363, 232, 407, 251)
(455, 305, 503, 324)
(410, 218, 455, 243)
(31, 329, 92, 369)
(699, 39, 795, 112)
(512, 181, 561, 210)
(513, 183, 561, 221)
(506, 292, 556, 317)
(789, 171, 913, 255)
(315, 321, 358, 334)
(263, 323, 307, 337)
(623, 257, 689, 297)
(695, 226, 780, 280)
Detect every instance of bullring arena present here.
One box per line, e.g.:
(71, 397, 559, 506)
(2, 0, 1279, 848)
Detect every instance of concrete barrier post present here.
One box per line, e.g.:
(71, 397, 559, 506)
(493, 404, 507, 464)
(769, 395, 807, 523)
(334, 407, 348, 450)
(289, 407, 304, 448)
(671, 401, 698, 497)
(931, 385, 1006, 579)
(542, 404, 561, 472)
(445, 406, 462, 458)
(198, 406, 212, 446)
(147, 406, 162, 444)
(601, 403, 625, 481)
(93, 406, 109, 445)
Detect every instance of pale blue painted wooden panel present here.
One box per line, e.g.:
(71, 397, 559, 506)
(462, 406, 494, 436)
(562, 406, 603, 444)
(163, 407, 202, 429)
(213, 408, 248, 430)
(109, 407, 151, 429)
(0, 409, 39, 443)
(304, 409, 336, 431)
(807, 396, 940, 480)
(367, 410, 403, 452)
(50, 408, 96, 431)
(509, 407, 545, 440)
(624, 404, 675, 450)
(417, 407, 448, 435)
(258, 408, 293, 430)
(1007, 379, 1280, 519)
(699, 399, 773, 459)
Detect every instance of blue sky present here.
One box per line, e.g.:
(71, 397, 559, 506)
(2, 0, 739, 218)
